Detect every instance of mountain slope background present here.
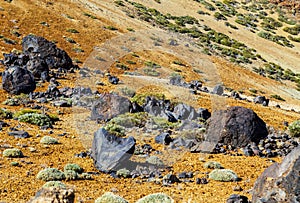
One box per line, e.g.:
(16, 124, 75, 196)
(0, 0, 299, 202)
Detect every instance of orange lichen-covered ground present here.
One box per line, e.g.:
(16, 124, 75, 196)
(0, 0, 299, 202)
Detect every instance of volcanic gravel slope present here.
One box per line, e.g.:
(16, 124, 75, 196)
(0, 0, 299, 202)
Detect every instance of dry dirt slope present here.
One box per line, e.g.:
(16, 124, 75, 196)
(0, 0, 299, 202)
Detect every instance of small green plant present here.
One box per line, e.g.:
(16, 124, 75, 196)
(3, 148, 23, 158)
(104, 123, 126, 137)
(64, 163, 83, 173)
(65, 37, 76, 43)
(0, 108, 12, 119)
(288, 120, 300, 137)
(146, 156, 164, 166)
(83, 12, 97, 19)
(209, 169, 238, 182)
(64, 170, 79, 181)
(136, 193, 174, 203)
(118, 87, 136, 97)
(10, 161, 19, 166)
(17, 112, 52, 126)
(40, 136, 58, 144)
(42, 181, 66, 189)
(104, 26, 118, 31)
(116, 168, 131, 178)
(203, 161, 223, 169)
(131, 93, 165, 105)
(114, 0, 125, 6)
(127, 28, 135, 32)
(144, 61, 161, 68)
(78, 173, 93, 180)
(13, 109, 39, 118)
(66, 28, 79, 33)
(36, 168, 65, 181)
(95, 192, 128, 203)
(72, 47, 84, 53)
(143, 68, 160, 77)
(270, 94, 285, 101)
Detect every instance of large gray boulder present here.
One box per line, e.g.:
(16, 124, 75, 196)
(173, 103, 199, 120)
(2, 66, 36, 94)
(252, 146, 300, 203)
(194, 106, 268, 152)
(22, 35, 74, 70)
(91, 93, 132, 121)
(91, 128, 135, 173)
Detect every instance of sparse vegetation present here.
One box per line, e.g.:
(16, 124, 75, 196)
(36, 168, 65, 181)
(146, 156, 164, 166)
(3, 148, 23, 158)
(204, 161, 223, 169)
(289, 120, 300, 137)
(209, 169, 239, 182)
(42, 181, 66, 189)
(116, 168, 131, 178)
(64, 163, 83, 173)
(18, 113, 52, 126)
(95, 192, 128, 203)
(66, 28, 79, 33)
(40, 136, 59, 144)
(136, 193, 174, 203)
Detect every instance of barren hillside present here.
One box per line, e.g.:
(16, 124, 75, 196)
(0, 0, 299, 202)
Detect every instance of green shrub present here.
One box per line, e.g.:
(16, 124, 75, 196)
(107, 112, 147, 129)
(209, 169, 238, 182)
(64, 163, 83, 173)
(143, 68, 160, 77)
(66, 28, 79, 33)
(144, 61, 161, 69)
(40, 136, 58, 144)
(136, 193, 174, 203)
(104, 26, 118, 30)
(0, 108, 12, 119)
(131, 93, 165, 105)
(116, 168, 131, 178)
(104, 123, 126, 137)
(42, 181, 66, 189)
(13, 109, 39, 118)
(36, 168, 65, 181)
(3, 148, 23, 158)
(146, 156, 164, 166)
(64, 170, 78, 181)
(204, 161, 223, 169)
(289, 120, 300, 137)
(10, 161, 19, 166)
(78, 173, 93, 180)
(83, 12, 97, 19)
(18, 113, 52, 126)
(270, 94, 285, 101)
(95, 192, 128, 203)
(119, 87, 136, 97)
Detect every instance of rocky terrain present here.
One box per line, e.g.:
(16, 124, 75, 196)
(0, 0, 300, 202)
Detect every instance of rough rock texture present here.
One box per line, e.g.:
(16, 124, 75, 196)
(252, 146, 300, 203)
(91, 128, 136, 173)
(226, 194, 249, 203)
(195, 106, 268, 152)
(2, 66, 36, 94)
(29, 187, 75, 203)
(173, 103, 199, 120)
(22, 35, 73, 70)
(91, 93, 132, 121)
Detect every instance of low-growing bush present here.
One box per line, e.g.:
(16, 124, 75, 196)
(203, 161, 223, 169)
(66, 28, 79, 33)
(64, 163, 83, 173)
(289, 120, 300, 137)
(95, 192, 128, 203)
(18, 113, 52, 126)
(3, 148, 23, 158)
(36, 168, 65, 181)
(40, 136, 58, 144)
(270, 94, 285, 101)
(0, 108, 12, 119)
(64, 170, 78, 181)
(209, 169, 238, 182)
(42, 181, 66, 189)
(116, 168, 131, 178)
(136, 193, 174, 203)
(104, 123, 126, 137)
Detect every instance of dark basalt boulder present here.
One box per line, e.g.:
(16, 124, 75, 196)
(29, 187, 75, 203)
(22, 35, 73, 70)
(26, 55, 49, 79)
(194, 106, 268, 152)
(252, 146, 300, 203)
(91, 128, 136, 173)
(2, 66, 36, 94)
(227, 194, 249, 203)
(91, 93, 132, 121)
(254, 96, 269, 106)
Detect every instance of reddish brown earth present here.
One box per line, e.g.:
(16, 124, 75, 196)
(0, 0, 299, 202)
